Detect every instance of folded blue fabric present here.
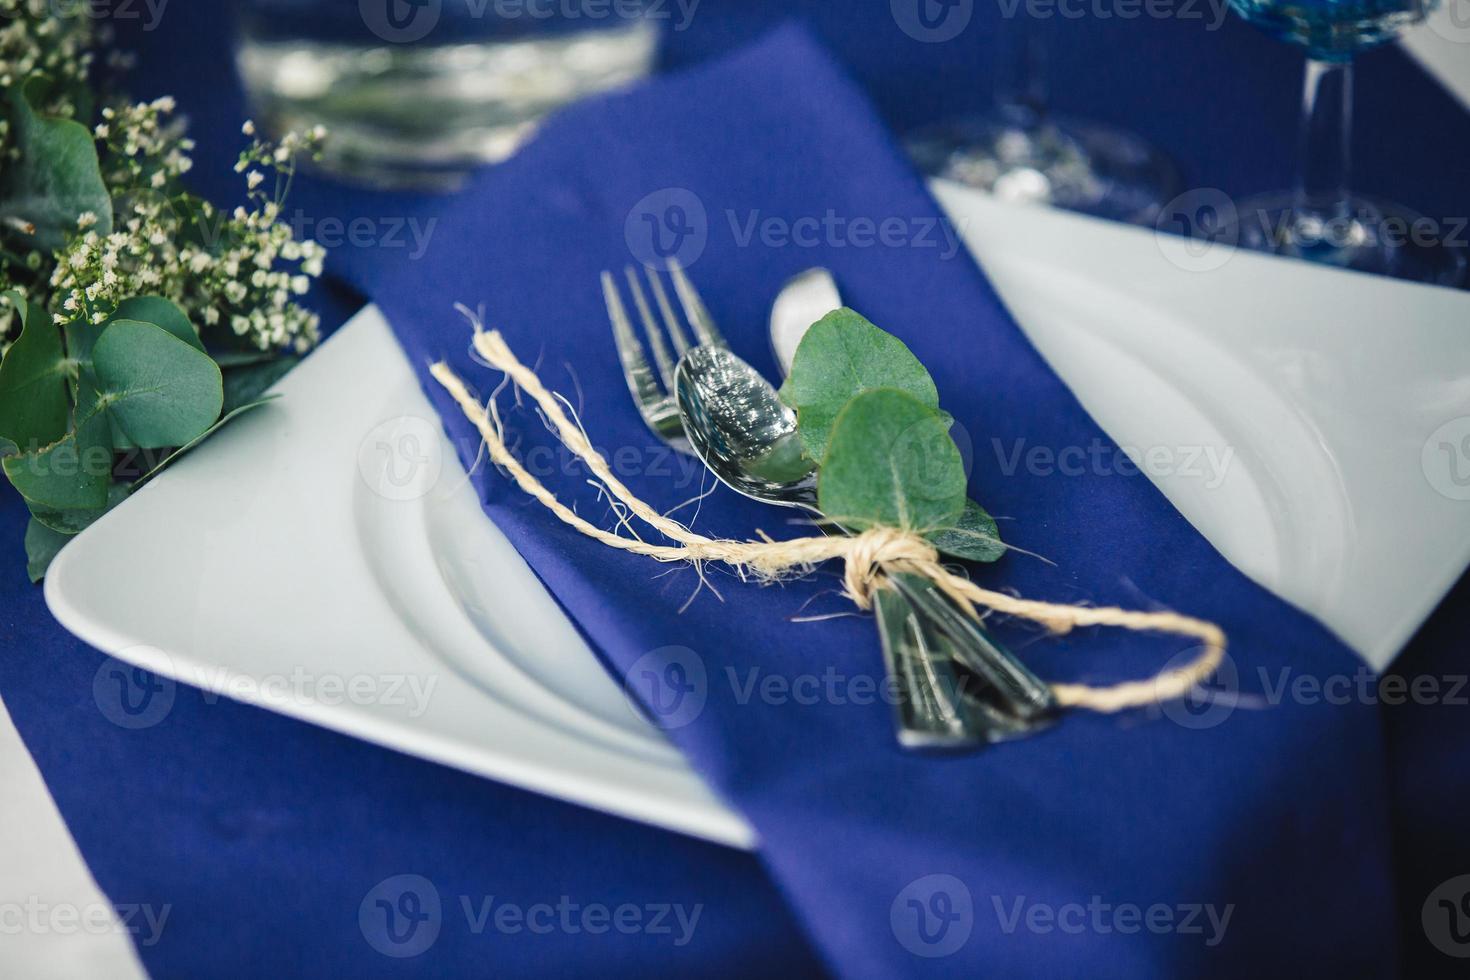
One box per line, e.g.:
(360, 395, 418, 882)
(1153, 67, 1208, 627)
(342, 24, 1397, 978)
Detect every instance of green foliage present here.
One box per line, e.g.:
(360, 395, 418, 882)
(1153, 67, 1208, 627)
(0, 4, 318, 581)
(779, 308, 939, 464)
(817, 388, 967, 533)
(91, 319, 223, 449)
(108, 296, 204, 351)
(0, 289, 67, 447)
(222, 355, 297, 413)
(0, 85, 111, 252)
(924, 499, 1005, 563)
(24, 518, 72, 584)
(0, 293, 292, 580)
(3, 408, 111, 511)
(788, 309, 1005, 562)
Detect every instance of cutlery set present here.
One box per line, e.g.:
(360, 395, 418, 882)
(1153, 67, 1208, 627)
(604, 261, 1055, 748)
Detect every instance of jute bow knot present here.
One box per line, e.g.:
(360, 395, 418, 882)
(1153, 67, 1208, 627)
(838, 526, 940, 609)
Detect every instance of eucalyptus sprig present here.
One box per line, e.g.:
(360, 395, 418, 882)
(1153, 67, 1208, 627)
(779, 308, 1005, 562)
(0, 2, 328, 580)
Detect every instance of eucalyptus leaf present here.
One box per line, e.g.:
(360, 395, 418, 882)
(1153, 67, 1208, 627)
(3, 408, 111, 511)
(107, 296, 203, 352)
(69, 300, 204, 453)
(91, 319, 223, 449)
(29, 481, 130, 535)
(817, 388, 966, 533)
(212, 350, 282, 368)
(779, 308, 939, 464)
(0, 86, 111, 252)
(25, 518, 73, 583)
(926, 499, 1005, 562)
(223, 356, 296, 413)
(134, 396, 278, 488)
(0, 290, 68, 447)
(66, 324, 130, 451)
(69, 296, 204, 406)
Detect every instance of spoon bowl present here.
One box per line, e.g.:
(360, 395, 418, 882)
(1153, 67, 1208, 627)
(674, 346, 818, 508)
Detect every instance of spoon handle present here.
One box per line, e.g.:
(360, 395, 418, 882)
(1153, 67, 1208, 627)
(873, 585, 1049, 747)
(872, 587, 987, 748)
(889, 573, 1057, 723)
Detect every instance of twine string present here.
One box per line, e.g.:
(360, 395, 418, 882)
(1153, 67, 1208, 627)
(428, 324, 1226, 714)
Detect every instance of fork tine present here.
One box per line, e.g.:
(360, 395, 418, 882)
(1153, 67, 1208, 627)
(643, 267, 691, 356)
(667, 258, 727, 349)
(623, 266, 677, 392)
(601, 270, 666, 420)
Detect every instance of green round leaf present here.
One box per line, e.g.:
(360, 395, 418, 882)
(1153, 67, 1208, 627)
(91, 319, 223, 449)
(926, 499, 1006, 562)
(0, 86, 112, 251)
(108, 296, 203, 352)
(3, 408, 112, 511)
(29, 482, 130, 535)
(223, 356, 296, 413)
(25, 518, 74, 583)
(0, 291, 68, 447)
(779, 308, 939, 464)
(817, 387, 966, 533)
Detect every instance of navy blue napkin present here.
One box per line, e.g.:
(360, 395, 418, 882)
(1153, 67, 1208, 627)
(344, 25, 1397, 977)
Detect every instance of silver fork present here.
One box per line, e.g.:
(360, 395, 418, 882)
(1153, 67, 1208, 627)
(603, 262, 1052, 747)
(602, 260, 724, 453)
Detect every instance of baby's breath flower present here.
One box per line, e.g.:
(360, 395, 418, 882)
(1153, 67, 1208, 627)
(1, 5, 325, 357)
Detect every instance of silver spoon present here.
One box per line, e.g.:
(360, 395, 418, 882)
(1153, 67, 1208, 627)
(674, 344, 1055, 741)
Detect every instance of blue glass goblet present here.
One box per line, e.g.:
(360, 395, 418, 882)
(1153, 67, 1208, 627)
(1224, 0, 1466, 284)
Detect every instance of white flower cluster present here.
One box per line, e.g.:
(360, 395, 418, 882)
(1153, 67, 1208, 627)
(0, 1, 92, 127)
(48, 108, 327, 354)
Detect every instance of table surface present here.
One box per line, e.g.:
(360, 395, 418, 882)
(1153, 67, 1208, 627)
(2, 10, 1467, 977)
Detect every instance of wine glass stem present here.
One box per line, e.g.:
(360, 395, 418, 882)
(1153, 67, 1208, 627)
(996, 15, 1048, 130)
(1295, 57, 1353, 222)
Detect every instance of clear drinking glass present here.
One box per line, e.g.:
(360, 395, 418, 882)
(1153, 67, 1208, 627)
(233, 1, 660, 189)
(1223, 0, 1466, 284)
(905, 15, 1180, 224)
